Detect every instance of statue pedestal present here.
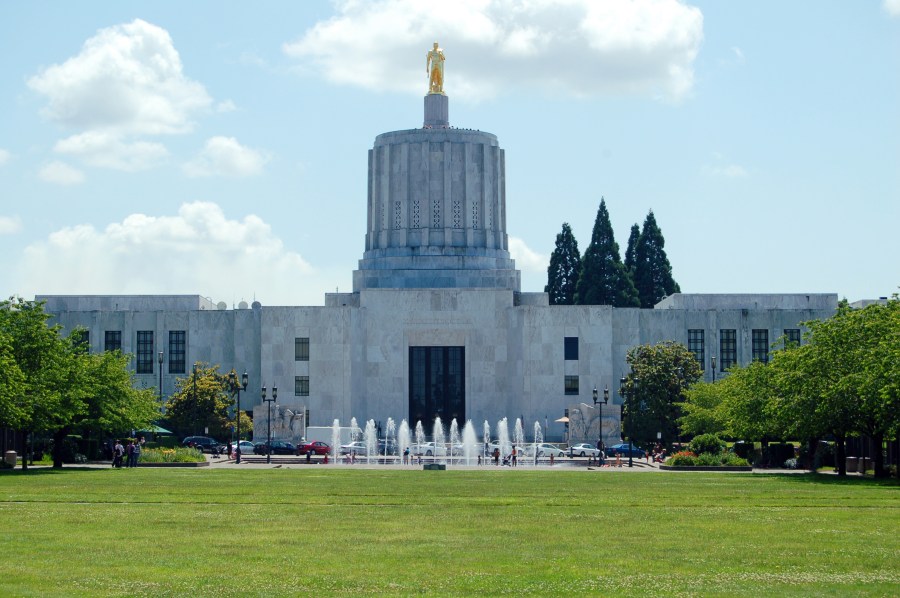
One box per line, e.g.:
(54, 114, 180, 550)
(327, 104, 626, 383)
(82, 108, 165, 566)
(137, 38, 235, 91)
(424, 94, 449, 128)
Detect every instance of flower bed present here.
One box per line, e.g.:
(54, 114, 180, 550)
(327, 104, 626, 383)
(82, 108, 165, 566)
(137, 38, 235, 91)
(139, 447, 206, 464)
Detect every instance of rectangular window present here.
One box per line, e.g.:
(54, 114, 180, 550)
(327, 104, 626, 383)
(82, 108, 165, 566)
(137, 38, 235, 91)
(564, 337, 579, 360)
(295, 376, 310, 397)
(564, 375, 579, 396)
(687, 329, 705, 369)
(720, 329, 737, 371)
(784, 328, 801, 348)
(752, 329, 769, 363)
(295, 337, 310, 361)
(136, 331, 154, 374)
(104, 330, 121, 352)
(408, 347, 466, 425)
(169, 331, 186, 374)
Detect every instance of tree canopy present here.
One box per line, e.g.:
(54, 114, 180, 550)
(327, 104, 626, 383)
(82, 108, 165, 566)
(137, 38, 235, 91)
(632, 210, 680, 308)
(574, 198, 639, 307)
(0, 297, 159, 468)
(164, 364, 252, 441)
(621, 341, 702, 448)
(544, 222, 581, 305)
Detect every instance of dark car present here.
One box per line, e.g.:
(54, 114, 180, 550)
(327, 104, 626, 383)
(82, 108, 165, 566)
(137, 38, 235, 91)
(253, 440, 296, 455)
(605, 443, 646, 458)
(182, 436, 224, 454)
(297, 440, 331, 456)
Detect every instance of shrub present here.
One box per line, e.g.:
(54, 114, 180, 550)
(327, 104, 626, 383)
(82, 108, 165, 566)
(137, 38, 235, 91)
(139, 447, 205, 464)
(667, 451, 697, 466)
(695, 452, 722, 466)
(689, 434, 725, 456)
(721, 453, 749, 467)
(784, 458, 798, 470)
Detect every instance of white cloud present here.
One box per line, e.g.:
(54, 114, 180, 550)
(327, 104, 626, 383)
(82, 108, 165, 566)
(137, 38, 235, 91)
(38, 161, 86, 185)
(54, 132, 168, 172)
(0, 216, 22, 235)
(19, 202, 322, 305)
(216, 100, 237, 113)
(885, 0, 900, 18)
(508, 236, 547, 275)
(183, 136, 268, 178)
(283, 0, 703, 101)
(27, 19, 211, 135)
(0, 148, 10, 165)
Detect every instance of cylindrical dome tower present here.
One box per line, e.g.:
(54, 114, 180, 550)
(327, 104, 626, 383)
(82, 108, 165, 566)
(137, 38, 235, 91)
(352, 95, 520, 292)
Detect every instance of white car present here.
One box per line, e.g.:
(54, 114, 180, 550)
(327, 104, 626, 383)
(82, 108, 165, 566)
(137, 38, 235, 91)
(229, 440, 255, 455)
(568, 443, 602, 458)
(412, 442, 447, 456)
(522, 443, 566, 458)
(340, 441, 368, 455)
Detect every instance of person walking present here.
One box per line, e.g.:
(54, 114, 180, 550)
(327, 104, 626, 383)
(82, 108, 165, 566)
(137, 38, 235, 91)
(125, 441, 135, 468)
(131, 439, 141, 467)
(112, 440, 125, 468)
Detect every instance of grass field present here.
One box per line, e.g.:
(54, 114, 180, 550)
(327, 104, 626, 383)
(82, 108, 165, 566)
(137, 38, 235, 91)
(1, 467, 897, 596)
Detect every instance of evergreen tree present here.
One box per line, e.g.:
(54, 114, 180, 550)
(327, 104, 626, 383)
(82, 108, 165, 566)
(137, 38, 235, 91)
(633, 210, 680, 308)
(574, 198, 640, 307)
(544, 222, 582, 305)
(624, 223, 640, 276)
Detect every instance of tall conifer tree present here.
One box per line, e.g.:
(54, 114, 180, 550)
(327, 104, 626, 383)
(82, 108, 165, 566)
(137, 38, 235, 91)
(544, 222, 581, 305)
(624, 223, 640, 276)
(574, 198, 640, 307)
(633, 210, 680, 308)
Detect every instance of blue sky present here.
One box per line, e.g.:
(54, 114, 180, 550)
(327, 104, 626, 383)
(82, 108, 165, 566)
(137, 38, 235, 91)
(1, 0, 898, 307)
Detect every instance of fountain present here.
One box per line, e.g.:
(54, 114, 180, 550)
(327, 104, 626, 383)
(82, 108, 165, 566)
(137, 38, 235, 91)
(331, 418, 341, 464)
(514, 417, 525, 458)
(449, 418, 460, 464)
(462, 420, 478, 465)
(364, 419, 377, 463)
(432, 416, 445, 462)
(497, 418, 510, 463)
(398, 419, 411, 464)
(384, 417, 396, 460)
(414, 420, 426, 457)
(483, 420, 491, 461)
(533, 420, 543, 465)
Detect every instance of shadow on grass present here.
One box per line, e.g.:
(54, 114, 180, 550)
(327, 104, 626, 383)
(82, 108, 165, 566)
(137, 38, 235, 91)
(0, 466, 111, 476)
(754, 471, 900, 488)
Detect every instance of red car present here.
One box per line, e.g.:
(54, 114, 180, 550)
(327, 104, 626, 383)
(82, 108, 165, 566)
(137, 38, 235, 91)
(297, 440, 331, 456)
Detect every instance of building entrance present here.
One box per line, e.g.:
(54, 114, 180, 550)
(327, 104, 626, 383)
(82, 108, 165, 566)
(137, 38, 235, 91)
(409, 346, 465, 427)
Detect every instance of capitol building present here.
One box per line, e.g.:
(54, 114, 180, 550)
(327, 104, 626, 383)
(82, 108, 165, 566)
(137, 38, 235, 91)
(38, 78, 836, 444)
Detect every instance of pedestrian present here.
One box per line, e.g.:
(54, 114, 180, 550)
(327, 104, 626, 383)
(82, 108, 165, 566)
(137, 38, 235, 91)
(112, 440, 125, 468)
(511, 445, 517, 467)
(131, 439, 141, 467)
(125, 441, 135, 468)
(493, 447, 500, 466)
(227, 442, 233, 460)
(403, 446, 410, 464)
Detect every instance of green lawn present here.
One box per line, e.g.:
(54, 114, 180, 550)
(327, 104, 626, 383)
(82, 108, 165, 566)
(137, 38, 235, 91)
(1, 467, 897, 596)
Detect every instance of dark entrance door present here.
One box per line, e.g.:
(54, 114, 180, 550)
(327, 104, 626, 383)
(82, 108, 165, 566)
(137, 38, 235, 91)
(409, 346, 465, 426)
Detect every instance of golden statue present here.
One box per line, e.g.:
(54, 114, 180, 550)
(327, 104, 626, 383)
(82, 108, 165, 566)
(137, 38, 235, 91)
(426, 41, 445, 95)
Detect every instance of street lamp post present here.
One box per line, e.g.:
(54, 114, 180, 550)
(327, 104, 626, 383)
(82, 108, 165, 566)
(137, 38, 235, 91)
(592, 385, 609, 452)
(157, 351, 164, 407)
(619, 375, 633, 468)
(261, 385, 277, 464)
(226, 370, 248, 464)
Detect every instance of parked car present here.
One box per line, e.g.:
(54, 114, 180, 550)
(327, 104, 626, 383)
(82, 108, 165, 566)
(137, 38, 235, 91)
(340, 441, 368, 455)
(182, 436, 224, 454)
(253, 440, 296, 455)
(568, 443, 602, 458)
(227, 440, 255, 455)
(412, 442, 447, 456)
(606, 443, 645, 458)
(520, 443, 566, 458)
(297, 440, 331, 455)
